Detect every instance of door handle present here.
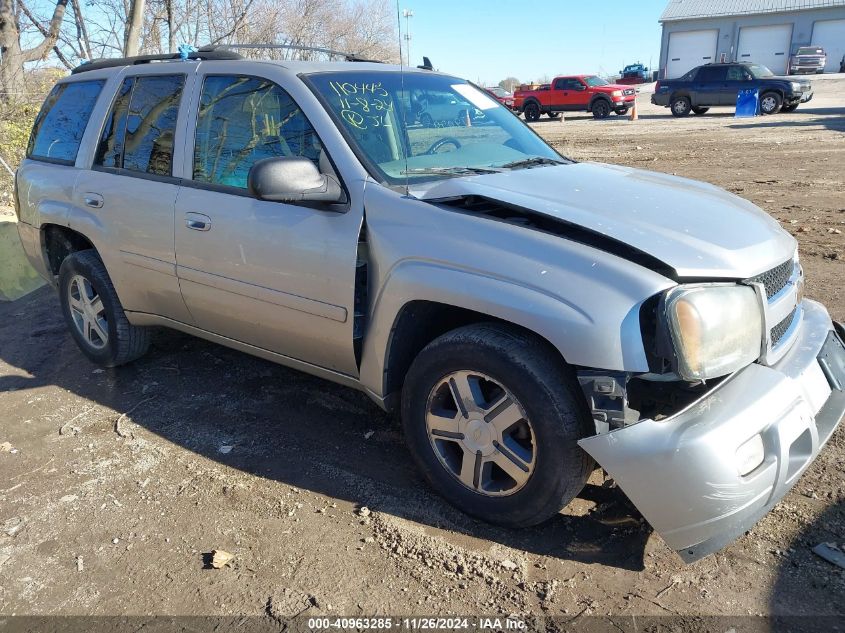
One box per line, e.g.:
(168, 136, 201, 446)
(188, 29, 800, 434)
(83, 193, 104, 208)
(185, 213, 212, 231)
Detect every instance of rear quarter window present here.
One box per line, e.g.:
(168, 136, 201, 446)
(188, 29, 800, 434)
(27, 80, 105, 164)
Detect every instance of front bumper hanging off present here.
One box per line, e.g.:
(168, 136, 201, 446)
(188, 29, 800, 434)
(579, 300, 845, 562)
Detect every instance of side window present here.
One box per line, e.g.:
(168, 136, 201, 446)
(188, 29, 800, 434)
(27, 80, 105, 164)
(95, 78, 132, 169)
(553, 78, 566, 90)
(193, 75, 323, 189)
(94, 74, 185, 176)
(698, 66, 727, 82)
(726, 66, 746, 81)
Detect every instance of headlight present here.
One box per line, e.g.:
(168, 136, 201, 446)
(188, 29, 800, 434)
(790, 82, 802, 92)
(664, 285, 763, 381)
(612, 90, 623, 98)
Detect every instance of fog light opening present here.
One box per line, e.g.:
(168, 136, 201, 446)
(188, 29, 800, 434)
(736, 434, 765, 477)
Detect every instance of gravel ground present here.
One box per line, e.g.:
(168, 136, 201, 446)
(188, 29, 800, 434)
(0, 79, 843, 623)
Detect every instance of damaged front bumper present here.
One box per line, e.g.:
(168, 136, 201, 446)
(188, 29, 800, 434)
(579, 299, 845, 562)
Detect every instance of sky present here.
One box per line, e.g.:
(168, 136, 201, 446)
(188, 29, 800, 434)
(397, 0, 668, 86)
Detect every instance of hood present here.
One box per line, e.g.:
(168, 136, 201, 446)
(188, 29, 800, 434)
(411, 163, 796, 279)
(597, 83, 633, 92)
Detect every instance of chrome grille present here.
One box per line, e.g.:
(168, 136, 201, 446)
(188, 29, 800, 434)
(771, 307, 798, 347)
(750, 259, 793, 299)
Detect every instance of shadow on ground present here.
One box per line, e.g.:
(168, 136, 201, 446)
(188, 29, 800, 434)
(770, 499, 845, 619)
(0, 286, 652, 571)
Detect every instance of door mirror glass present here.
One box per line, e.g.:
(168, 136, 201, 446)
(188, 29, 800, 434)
(576, 83, 586, 91)
(248, 157, 345, 204)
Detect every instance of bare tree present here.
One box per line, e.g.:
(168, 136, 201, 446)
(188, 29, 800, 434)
(498, 77, 520, 93)
(124, 0, 144, 55)
(0, 0, 68, 102)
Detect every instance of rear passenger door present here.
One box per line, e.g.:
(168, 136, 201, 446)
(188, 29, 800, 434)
(173, 65, 363, 377)
(693, 65, 727, 105)
(73, 68, 195, 324)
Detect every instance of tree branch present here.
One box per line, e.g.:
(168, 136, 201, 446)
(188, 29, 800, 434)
(19, 0, 69, 62)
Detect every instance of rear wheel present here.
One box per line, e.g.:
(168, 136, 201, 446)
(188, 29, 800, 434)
(670, 95, 691, 117)
(59, 250, 151, 367)
(760, 91, 783, 115)
(591, 99, 611, 119)
(523, 102, 541, 122)
(691, 106, 709, 115)
(401, 323, 593, 528)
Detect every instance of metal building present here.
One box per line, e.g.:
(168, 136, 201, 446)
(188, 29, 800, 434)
(658, 0, 845, 77)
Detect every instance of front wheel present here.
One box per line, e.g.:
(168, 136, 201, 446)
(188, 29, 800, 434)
(760, 91, 783, 115)
(547, 111, 560, 119)
(670, 95, 691, 117)
(59, 250, 151, 367)
(401, 323, 593, 528)
(691, 106, 709, 115)
(780, 103, 799, 113)
(591, 99, 611, 119)
(614, 107, 629, 116)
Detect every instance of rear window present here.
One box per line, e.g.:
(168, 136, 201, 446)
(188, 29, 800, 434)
(27, 80, 105, 164)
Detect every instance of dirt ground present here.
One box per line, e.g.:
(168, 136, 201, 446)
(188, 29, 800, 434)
(1, 79, 844, 625)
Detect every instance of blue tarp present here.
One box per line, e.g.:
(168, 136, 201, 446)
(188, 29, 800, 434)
(735, 89, 759, 118)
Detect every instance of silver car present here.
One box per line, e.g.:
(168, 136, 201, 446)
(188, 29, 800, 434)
(15, 48, 845, 562)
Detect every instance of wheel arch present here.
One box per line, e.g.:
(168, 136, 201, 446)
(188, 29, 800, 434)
(40, 224, 99, 279)
(521, 97, 541, 112)
(358, 259, 658, 411)
(588, 94, 612, 109)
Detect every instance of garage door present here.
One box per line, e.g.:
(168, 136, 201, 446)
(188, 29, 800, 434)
(812, 19, 845, 72)
(737, 24, 792, 74)
(666, 29, 718, 78)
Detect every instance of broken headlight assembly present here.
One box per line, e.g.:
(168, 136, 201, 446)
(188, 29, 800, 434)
(662, 284, 763, 381)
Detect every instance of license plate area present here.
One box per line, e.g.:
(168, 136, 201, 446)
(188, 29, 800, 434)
(818, 330, 845, 391)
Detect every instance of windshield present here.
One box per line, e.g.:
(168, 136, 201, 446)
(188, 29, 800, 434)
(583, 76, 609, 87)
(307, 71, 565, 184)
(747, 64, 775, 78)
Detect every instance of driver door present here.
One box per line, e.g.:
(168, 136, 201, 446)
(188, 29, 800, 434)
(174, 64, 363, 376)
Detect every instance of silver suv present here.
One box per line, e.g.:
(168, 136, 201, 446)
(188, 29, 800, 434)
(15, 48, 845, 562)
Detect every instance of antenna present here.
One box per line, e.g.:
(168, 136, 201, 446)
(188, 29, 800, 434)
(402, 9, 414, 67)
(396, 1, 410, 196)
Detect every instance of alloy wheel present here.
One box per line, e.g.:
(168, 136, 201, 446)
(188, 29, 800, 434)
(425, 370, 536, 496)
(68, 274, 108, 349)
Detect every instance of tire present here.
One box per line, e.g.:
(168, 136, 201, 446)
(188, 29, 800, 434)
(400, 323, 593, 528)
(58, 250, 151, 367)
(691, 106, 709, 115)
(614, 107, 629, 116)
(781, 103, 799, 113)
(760, 91, 782, 115)
(670, 95, 691, 117)
(591, 99, 611, 119)
(547, 111, 560, 119)
(419, 112, 434, 128)
(523, 102, 541, 122)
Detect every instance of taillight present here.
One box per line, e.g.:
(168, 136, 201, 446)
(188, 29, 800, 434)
(655, 80, 661, 91)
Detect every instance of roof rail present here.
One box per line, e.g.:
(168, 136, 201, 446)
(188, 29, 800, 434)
(201, 43, 383, 63)
(70, 48, 242, 74)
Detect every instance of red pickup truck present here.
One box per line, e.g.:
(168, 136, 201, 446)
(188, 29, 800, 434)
(514, 75, 637, 120)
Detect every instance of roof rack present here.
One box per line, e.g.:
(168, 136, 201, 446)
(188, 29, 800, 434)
(203, 43, 383, 63)
(71, 48, 242, 74)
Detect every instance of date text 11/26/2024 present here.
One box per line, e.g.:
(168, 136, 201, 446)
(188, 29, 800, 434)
(307, 617, 527, 631)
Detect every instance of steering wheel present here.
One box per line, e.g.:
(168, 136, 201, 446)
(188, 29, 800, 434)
(425, 136, 462, 155)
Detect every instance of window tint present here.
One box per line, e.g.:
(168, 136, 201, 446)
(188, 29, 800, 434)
(95, 78, 132, 169)
(726, 66, 750, 81)
(27, 80, 104, 164)
(95, 74, 185, 176)
(193, 75, 323, 189)
(697, 66, 727, 82)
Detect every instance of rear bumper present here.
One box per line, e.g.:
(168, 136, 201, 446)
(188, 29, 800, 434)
(579, 299, 845, 562)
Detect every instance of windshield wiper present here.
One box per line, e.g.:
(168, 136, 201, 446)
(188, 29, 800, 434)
(499, 156, 567, 170)
(402, 166, 502, 176)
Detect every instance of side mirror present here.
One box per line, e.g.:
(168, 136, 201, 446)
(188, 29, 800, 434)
(576, 84, 587, 91)
(248, 157, 346, 204)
